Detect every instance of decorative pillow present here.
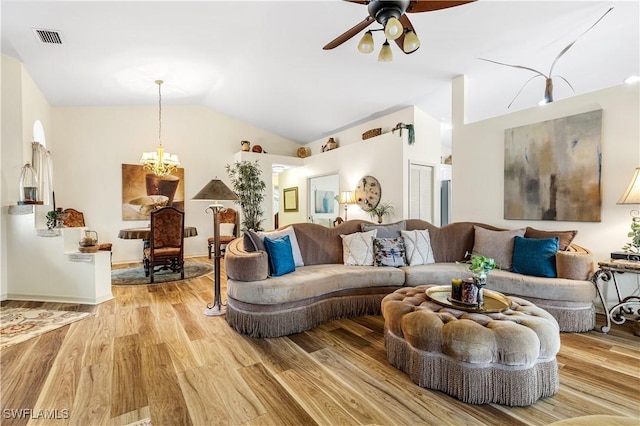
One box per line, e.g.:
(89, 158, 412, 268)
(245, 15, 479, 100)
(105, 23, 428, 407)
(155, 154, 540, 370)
(374, 237, 407, 267)
(219, 223, 235, 237)
(556, 250, 594, 280)
(248, 227, 304, 266)
(361, 220, 406, 238)
(511, 236, 559, 278)
(341, 230, 377, 266)
(524, 227, 578, 251)
(472, 226, 525, 271)
(263, 235, 296, 277)
(401, 229, 435, 266)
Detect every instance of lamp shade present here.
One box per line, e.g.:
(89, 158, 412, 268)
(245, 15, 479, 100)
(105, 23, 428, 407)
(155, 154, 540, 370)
(403, 30, 420, 53)
(193, 179, 238, 202)
(378, 40, 393, 62)
(618, 167, 640, 204)
(384, 16, 403, 41)
(357, 31, 374, 54)
(339, 191, 355, 204)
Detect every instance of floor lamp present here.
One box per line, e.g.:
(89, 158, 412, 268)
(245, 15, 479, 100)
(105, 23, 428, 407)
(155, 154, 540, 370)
(339, 190, 356, 220)
(193, 179, 239, 316)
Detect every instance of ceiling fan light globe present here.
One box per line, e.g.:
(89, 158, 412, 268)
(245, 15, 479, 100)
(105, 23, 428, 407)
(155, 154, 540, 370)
(403, 30, 420, 53)
(357, 31, 375, 54)
(384, 17, 403, 40)
(378, 41, 393, 62)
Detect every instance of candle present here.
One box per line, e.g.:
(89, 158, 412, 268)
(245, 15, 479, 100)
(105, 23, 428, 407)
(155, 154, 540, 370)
(451, 278, 462, 301)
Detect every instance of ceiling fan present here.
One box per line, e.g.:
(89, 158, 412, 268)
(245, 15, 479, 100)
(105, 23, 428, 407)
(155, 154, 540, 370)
(323, 0, 476, 61)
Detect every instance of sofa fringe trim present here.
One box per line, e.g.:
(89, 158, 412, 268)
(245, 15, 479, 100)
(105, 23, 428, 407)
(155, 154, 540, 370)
(385, 330, 558, 407)
(226, 294, 385, 338)
(533, 303, 595, 332)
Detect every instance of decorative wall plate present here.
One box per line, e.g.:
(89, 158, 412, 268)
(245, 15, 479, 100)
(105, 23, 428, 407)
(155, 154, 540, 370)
(354, 175, 381, 210)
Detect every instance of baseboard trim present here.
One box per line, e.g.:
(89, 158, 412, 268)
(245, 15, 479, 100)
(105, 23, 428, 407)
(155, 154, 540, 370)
(6, 292, 114, 305)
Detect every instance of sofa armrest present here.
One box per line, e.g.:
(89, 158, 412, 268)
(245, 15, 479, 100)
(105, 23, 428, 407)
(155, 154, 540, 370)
(224, 238, 269, 282)
(556, 245, 594, 280)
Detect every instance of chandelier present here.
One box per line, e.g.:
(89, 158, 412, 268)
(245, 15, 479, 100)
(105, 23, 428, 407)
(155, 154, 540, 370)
(140, 80, 180, 176)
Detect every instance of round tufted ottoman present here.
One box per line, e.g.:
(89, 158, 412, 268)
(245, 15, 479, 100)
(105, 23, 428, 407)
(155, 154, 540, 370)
(382, 285, 561, 406)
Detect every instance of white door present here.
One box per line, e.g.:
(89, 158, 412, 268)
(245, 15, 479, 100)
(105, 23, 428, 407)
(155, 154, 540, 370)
(409, 162, 434, 222)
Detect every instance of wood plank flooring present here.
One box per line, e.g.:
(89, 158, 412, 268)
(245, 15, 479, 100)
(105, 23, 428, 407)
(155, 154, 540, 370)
(1, 257, 639, 426)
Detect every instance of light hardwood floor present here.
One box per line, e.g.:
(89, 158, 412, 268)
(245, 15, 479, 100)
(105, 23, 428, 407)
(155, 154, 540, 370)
(1, 256, 639, 426)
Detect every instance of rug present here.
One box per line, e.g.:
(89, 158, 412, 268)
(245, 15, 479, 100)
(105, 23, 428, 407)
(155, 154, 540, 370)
(0, 308, 92, 350)
(111, 261, 213, 285)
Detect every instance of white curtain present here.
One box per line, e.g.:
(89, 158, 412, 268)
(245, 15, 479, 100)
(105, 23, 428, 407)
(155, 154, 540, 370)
(31, 142, 54, 207)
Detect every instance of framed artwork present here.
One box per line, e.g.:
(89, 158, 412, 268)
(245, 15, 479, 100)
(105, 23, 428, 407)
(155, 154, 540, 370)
(309, 173, 339, 220)
(121, 164, 185, 220)
(504, 109, 602, 222)
(283, 187, 299, 212)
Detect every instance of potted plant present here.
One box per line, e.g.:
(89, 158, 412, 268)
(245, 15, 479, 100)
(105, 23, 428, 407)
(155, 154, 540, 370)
(467, 254, 496, 307)
(468, 254, 497, 284)
(622, 218, 640, 253)
(367, 202, 394, 224)
(226, 160, 266, 231)
(46, 210, 59, 230)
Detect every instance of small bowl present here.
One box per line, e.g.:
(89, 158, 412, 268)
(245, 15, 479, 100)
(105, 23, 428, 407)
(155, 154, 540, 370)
(127, 195, 169, 215)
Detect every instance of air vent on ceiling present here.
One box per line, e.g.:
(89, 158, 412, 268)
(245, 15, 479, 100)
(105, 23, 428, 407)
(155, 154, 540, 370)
(33, 29, 63, 44)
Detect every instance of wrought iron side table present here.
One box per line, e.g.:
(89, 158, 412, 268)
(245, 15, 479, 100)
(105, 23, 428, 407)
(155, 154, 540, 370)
(591, 258, 640, 333)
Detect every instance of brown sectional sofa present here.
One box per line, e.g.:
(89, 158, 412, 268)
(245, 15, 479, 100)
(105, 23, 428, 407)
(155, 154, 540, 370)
(224, 219, 596, 337)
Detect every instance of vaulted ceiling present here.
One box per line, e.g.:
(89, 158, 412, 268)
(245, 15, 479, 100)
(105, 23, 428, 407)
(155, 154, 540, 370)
(2, 1, 638, 144)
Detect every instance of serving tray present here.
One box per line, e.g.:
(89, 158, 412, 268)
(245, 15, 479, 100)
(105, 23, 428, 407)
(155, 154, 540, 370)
(425, 285, 511, 313)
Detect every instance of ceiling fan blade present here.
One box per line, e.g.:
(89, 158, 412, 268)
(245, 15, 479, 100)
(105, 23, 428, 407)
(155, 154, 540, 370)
(395, 14, 420, 54)
(407, 0, 476, 13)
(323, 16, 375, 50)
(342, 0, 369, 4)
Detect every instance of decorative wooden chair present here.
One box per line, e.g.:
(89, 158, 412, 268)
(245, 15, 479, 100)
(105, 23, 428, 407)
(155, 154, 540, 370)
(207, 207, 239, 259)
(144, 206, 185, 283)
(62, 208, 113, 253)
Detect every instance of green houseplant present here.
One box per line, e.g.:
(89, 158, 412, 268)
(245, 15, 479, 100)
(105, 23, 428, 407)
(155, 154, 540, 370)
(226, 160, 266, 231)
(46, 210, 59, 230)
(367, 202, 394, 224)
(468, 254, 496, 284)
(622, 218, 640, 253)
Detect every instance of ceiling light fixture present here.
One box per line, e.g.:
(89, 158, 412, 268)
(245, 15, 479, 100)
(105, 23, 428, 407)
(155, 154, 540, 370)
(323, 0, 476, 61)
(384, 16, 403, 40)
(357, 31, 375, 54)
(140, 80, 180, 176)
(625, 75, 640, 84)
(403, 29, 421, 53)
(378, 40, 393, 62)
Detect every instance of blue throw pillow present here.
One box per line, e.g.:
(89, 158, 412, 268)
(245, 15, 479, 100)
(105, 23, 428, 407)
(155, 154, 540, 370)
(511, 236, 559, 278)
(263, 235, 296, 277)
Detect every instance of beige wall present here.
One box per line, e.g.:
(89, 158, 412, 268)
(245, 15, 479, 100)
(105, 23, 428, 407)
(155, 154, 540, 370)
(276, 106, 442, 228)
(51, 105, 300, 262)
(1, 55, 29, 299)
(452, 77, 640, 305)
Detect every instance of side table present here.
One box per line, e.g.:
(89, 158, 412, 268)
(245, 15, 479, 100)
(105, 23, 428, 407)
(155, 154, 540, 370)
(591, 258, 640, 333)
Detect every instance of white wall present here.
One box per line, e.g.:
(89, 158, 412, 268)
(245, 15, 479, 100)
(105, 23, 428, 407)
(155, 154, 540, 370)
(452, 77, 640, 307)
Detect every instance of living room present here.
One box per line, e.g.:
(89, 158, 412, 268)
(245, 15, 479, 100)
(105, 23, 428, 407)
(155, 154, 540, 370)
(1, 1, 639, 425)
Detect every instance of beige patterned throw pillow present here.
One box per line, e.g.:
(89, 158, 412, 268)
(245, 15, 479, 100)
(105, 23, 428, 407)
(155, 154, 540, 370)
(341, 230, 377, 266)
(401, 229, 435, 265)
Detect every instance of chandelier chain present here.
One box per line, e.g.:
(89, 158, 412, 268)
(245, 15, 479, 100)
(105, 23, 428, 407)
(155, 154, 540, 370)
(156, 79, 163, 146)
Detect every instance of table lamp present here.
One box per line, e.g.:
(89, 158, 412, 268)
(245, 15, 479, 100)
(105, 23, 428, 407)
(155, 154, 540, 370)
(617, 167, 640, 257)
(339, 190, 356, 220)
(193, 179, 239, 316)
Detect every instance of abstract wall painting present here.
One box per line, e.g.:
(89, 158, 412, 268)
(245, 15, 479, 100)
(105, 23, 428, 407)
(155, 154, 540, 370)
(504, 109, 602, 222)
